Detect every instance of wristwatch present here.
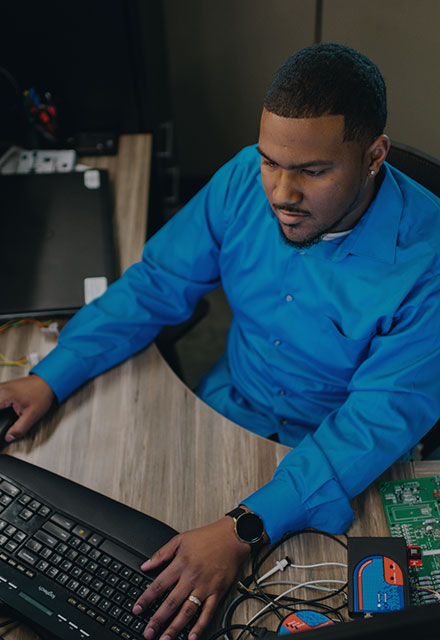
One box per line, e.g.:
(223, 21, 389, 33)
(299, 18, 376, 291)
(226, 507, 266, 549)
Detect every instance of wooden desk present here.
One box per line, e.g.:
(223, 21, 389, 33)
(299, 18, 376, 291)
(1, 135, 439, 638)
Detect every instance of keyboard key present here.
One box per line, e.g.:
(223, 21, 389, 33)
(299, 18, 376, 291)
(69, 536, 82, 548)
(56, 573, 69, 585)
(67, 579, 80, 592)
(39, 547, 52, 559)
(89, 533, 103, 546)
(82, 572, 94, 585)
(86, 561, 98, 573)
(102, 586, 115, 598)
(28, 500, 41, 511)
(0, 481, 20, 497)
(43, 521, 70, 542)
(4, 525, 17, 537)
(77, 555, 89, 567)
(46, 566, 59, 578)
(13, 531, 27, 543)
(79, 542, 91, 554)
(131, 620, 146, 633)
(18, 495, 31, 505)
(128, 587, 141, 599)
(38, 505, 51, 517)
(130, 573, 144, 586)
(0, 495, 13, 507)
(36, 560, 49, 572)
(18, 508, 33, 521)
(96, 615, 107, 625)
(51, 553, 63, 565)
(60, 560, 73, 572)
(26, 540, 42, 553)
(0, 520, 7, 531)
(117, 581, 130, 593)
(51, 513, 75, 530)
(17, 549, 38, 566)
(89, 548, 101, 561)
(109, 605, 123, 619)
(73, 525, 91, 539)
(70, 566, 83, 578)
(78, 586, 91, 599)
(66, 549, 79, 561)
(34, 530, 57, 548)
(5, 541, 18, 553)
(110, 561, 122, 573)
(121, 612, 134, 626)
(55, 542, 68, 554)
(112, 592, 125, 605)
(120, 567, 132, 579)
(91, 579, 104, 592)
(96, 567, 109, 579)
(87, 592, 101, 605)
(98, 599, 112, 612)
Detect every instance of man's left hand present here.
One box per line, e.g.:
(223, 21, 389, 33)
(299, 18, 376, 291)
(132, 517, 252, 640)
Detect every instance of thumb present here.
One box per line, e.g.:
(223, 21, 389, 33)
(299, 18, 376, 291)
(4, 409, 38, 442)
(140, 534, 181, 571)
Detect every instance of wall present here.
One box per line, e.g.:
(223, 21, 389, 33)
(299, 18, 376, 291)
(163, 0, 439, 187)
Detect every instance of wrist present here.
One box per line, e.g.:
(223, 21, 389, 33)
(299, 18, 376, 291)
(226, 506, 268, 551)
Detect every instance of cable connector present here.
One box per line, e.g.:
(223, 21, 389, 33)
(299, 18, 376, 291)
(41, 322, 59, 337)
(257, 556, 291, 584)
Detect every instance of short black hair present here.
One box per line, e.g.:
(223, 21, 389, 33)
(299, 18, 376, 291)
(264, 43, 387, 146)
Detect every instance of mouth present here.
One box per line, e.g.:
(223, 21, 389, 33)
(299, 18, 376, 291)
(275, 209, 311, 226)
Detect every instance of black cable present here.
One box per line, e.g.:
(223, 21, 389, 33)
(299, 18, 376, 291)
(206, 623, 256, 640)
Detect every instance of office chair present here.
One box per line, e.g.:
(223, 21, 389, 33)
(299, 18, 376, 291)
(388, 140, 440, 197)
(387, 141, 440, 457)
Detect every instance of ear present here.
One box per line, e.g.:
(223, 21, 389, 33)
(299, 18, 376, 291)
(366, 134, 390, 178)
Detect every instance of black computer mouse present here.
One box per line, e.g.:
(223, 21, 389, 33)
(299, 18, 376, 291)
(0, 407, 19, 451)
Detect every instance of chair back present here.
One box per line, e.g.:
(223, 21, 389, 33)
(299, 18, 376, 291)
(388, 141, 440, 198)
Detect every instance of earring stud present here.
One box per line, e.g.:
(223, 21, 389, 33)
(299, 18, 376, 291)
(369, 169, 375, 176)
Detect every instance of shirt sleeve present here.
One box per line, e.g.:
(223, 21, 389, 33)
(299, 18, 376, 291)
(31, 151, 248, 402)
(244, 264, 440, 542)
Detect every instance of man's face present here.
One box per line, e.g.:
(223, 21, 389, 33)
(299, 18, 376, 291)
(258, 109, 374, 248)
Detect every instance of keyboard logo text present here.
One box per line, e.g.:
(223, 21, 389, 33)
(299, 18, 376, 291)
(38, 586, 56, 600)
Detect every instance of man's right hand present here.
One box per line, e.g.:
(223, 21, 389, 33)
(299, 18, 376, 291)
(0, 375, 55, 443)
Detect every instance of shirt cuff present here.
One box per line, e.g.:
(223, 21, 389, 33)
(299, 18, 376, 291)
(31, 346, 90, 402)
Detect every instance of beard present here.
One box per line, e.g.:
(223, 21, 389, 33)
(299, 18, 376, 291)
(277, 176, 366, 249)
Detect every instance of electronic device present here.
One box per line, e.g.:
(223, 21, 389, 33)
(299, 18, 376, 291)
(0, 408, 18, 450)
(0, 170, 117, 319)
(277, 610, 334, 634)
(257, 602, 440, 640)
(0, 454, 183, 639)
(347, 537, 409, 616)
(380, 475, 440, 606)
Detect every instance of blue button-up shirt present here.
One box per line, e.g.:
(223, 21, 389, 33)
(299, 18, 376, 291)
(33, 145, 440, 543)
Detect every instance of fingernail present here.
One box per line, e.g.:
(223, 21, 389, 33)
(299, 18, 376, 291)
(133, 604, 143, 615)
(144, 627, 156, 640)
(141, 559, 152, 570)
(189, 634, 198, 640)
(4, 434, 15, 442)
(160, 635, 171, 640)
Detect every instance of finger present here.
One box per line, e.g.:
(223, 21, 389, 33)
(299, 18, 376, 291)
(141, 535, 180, 571)
(133, 564, 180, 614)
(141, 587, 203, 640)
(187, 594, 218, 640)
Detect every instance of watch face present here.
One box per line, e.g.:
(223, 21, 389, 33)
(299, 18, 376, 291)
(236, 512, 264, 543)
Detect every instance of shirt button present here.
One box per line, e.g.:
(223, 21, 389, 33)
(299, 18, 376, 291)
(285, 294, 293, 302)
(280, 418, 288, 425)
(273, 339, 281, 346)
(299, 251, 306, 255)
(279, 389, 286, 395)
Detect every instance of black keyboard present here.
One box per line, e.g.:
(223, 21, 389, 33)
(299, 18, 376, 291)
(0, 455, 180, 640)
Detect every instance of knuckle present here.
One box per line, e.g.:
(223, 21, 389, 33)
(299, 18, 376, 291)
(164, 595, 179, 612)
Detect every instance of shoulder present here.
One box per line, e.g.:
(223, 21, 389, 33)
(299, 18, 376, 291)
(386, 163, 440, 253)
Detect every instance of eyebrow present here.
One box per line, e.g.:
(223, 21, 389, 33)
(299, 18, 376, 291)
(256, 145, 333, 170)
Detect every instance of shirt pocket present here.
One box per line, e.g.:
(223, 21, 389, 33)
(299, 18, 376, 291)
(321, 316, 374, 375)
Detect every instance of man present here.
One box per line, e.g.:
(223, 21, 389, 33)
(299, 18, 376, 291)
(1, 43, 440, 640)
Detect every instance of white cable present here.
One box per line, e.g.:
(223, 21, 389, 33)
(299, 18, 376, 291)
(256, 558, 290, 584)
(289, 561, 347, 570)
(246, 579, 347, 627)
(259, 579, 346, 595)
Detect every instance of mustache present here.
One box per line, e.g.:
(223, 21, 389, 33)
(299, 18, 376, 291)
(273, 203, 310, 215)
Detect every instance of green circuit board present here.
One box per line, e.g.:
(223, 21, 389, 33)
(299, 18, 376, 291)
(379, 475, 440, 606)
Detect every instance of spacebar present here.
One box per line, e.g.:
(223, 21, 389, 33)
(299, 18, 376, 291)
(100, 539, 147, 573)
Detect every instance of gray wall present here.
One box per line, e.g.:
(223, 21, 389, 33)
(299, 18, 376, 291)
(163, 0, 439, 183)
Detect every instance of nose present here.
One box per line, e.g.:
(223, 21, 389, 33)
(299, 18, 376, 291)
(273, 169, 303, 206)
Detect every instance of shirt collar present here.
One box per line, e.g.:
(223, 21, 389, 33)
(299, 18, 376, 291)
(331, 162, 403, 264)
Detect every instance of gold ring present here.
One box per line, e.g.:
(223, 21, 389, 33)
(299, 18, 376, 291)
(188, 595, 202, 607)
